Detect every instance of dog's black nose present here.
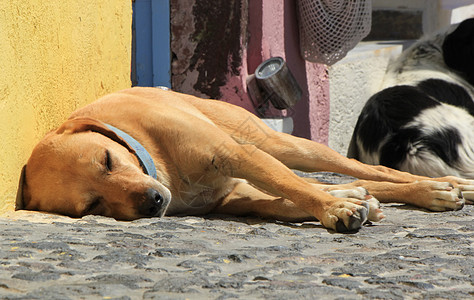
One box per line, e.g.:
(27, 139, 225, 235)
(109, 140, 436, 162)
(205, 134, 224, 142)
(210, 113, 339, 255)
(140, 188, 164, 217)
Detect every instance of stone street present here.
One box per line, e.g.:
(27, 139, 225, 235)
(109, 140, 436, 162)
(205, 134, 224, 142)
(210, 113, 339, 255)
(0, 173, 472, 299)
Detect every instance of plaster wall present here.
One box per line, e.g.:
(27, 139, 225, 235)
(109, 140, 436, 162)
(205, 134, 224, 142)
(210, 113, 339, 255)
(0, 1, 132, 212)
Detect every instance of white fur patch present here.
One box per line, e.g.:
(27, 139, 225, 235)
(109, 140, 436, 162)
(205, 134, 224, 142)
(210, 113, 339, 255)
(399, 104, 474, 178)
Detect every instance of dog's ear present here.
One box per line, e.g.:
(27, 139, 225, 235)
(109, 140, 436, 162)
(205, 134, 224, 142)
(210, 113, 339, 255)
(443, 18, 474, 85)
(16, 165, 28, 210)
(56, 117, 136, 154)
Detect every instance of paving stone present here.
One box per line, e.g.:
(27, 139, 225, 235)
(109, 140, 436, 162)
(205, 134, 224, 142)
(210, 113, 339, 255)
(0, 173, 473, 299)
(322, 277, 362, 290)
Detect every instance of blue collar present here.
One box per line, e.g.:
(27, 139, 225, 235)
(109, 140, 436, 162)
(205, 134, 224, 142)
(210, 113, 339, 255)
(105, 124, 158, 179)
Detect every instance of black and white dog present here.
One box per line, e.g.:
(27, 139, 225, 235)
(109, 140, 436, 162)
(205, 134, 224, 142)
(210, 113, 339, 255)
(348, 18, 474, 179)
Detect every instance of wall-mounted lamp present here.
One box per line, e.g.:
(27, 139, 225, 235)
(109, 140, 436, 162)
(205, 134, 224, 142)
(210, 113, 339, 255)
(247, 57, 302, 114)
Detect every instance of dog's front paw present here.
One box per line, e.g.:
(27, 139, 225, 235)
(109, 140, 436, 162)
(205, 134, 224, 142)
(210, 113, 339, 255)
(460, 188, 474, 205)
(366, 196, 385, 222)
(419, 180, 464, 211)
(318, 199, 369, 233)
(328, 187, 385, 222)
(454, 178, 474, 205)
(434, 176, 474, 205)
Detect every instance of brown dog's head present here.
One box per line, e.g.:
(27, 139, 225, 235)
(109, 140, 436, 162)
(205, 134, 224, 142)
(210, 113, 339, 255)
(17, 117, 171, 220)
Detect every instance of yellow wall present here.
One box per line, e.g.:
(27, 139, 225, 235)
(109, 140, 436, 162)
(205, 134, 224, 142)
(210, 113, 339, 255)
(0, 1, 132, 212)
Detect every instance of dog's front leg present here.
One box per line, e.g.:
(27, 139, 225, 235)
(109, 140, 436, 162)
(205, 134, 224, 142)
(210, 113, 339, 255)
(211, 143, 372, 232)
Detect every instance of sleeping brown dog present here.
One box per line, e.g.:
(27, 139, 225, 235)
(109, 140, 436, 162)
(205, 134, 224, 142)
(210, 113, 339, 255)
(17, 87, 474, 232)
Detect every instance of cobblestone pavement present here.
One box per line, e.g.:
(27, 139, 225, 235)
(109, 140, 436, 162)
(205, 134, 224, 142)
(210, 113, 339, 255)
(0, 173, 473, 299)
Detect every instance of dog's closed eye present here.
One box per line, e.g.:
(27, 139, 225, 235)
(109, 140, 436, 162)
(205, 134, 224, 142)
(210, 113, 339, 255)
(104, 150, 113, 172)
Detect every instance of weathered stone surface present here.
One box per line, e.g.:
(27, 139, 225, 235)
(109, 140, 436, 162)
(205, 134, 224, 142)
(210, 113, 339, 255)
(0, 173, 473, 299)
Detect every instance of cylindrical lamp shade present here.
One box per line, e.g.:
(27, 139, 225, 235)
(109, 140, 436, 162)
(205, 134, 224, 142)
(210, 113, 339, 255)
(255, 57, 302, 110)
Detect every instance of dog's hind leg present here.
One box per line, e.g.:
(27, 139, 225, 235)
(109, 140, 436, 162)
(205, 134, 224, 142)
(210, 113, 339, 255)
(192, 98, 423, 182)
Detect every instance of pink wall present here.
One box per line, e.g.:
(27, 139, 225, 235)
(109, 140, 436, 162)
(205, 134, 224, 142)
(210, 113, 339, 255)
(170, 0, 330, 144)
(220, 0, 330, 143)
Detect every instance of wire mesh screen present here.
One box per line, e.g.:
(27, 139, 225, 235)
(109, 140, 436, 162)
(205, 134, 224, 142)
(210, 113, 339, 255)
(297, 0, 372, 65)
